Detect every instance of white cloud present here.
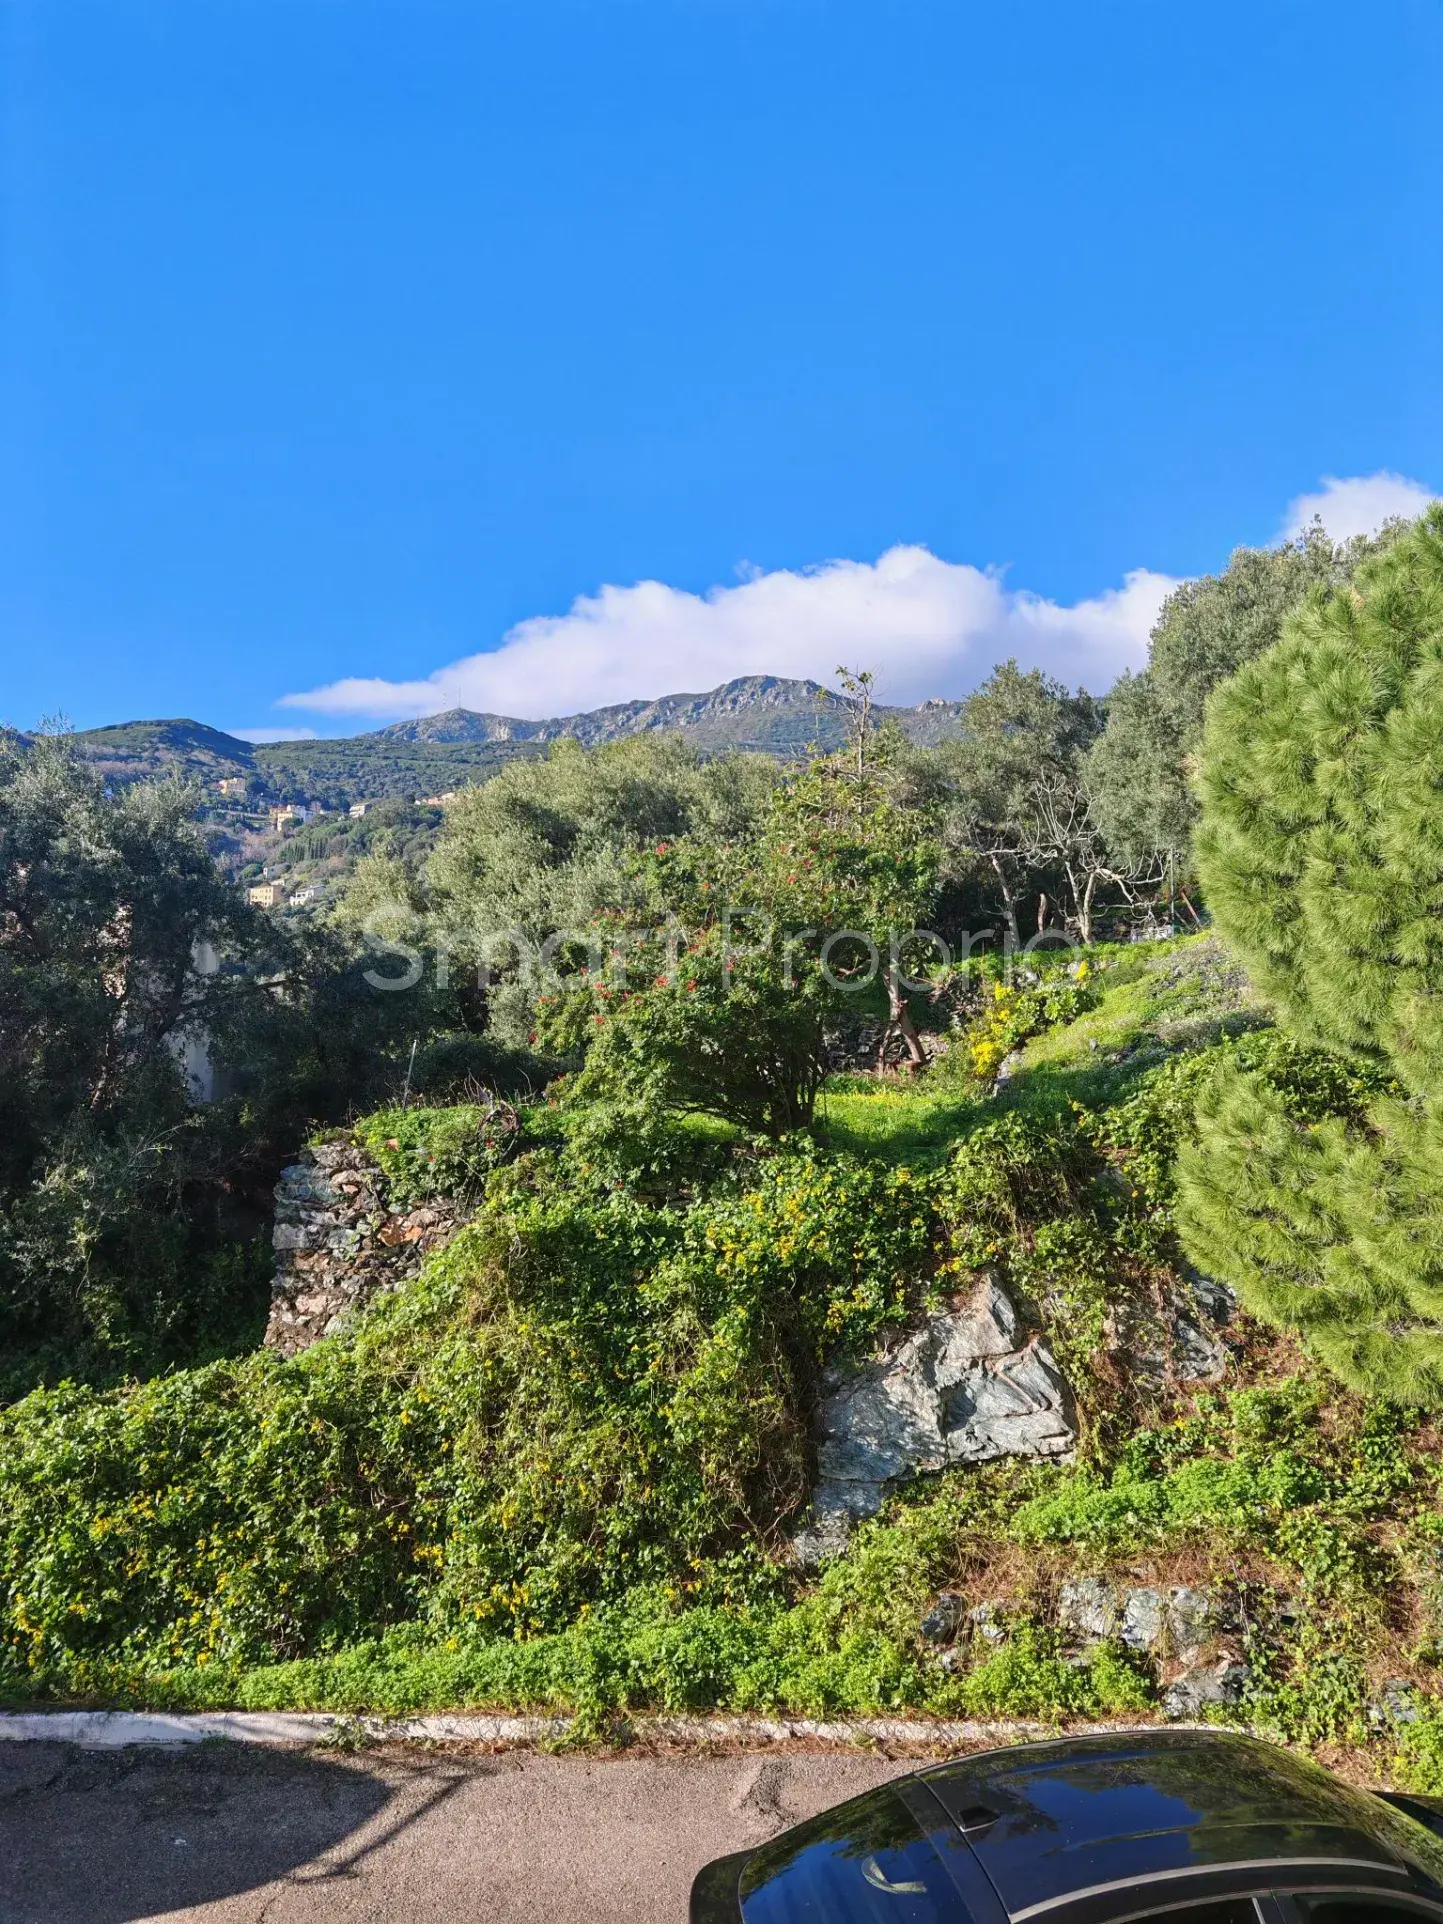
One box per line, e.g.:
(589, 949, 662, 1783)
(278, 471, 1437, 729)
(1279, 470, 1435, 544)
(281, 547, 1177, 723)
(228, 725, 319, 743)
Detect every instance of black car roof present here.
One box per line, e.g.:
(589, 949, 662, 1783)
(919, 1730, 1443, 1919)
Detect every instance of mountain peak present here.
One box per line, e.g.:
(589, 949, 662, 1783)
(373, 677, 848, 747)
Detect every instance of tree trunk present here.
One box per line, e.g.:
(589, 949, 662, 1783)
(988, 854, 1021, 950)
(1078, 868, 1100, 945)
(877, 963, 927, 1074)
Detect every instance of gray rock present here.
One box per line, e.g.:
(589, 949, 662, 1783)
(1058, 1577, 1118, 1645)
(968, 1602, 1008, 1644)
(1368, 1678, 1421, 1729)
(787, 1500, 857, 1568)
(919, 1594, 967, 1643)
(1134, 1280, 1230, 1385)
(1167, 1586, 1212, 1659)
(1183, 1267, 1237, 1324)
(276, 1167, 341, 1206)
(1168, 1312, 1229, 1384)
(1117, 1584, 1214, 1655)
(1121, 1587, 1166, 1651)
(272, 1219, 324, 1253)
(1163, 1660, 1249, 1720)
(791, 1277, 1075, 1563)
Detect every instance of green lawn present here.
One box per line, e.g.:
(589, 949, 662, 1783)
(814, 1075, 980, 1166)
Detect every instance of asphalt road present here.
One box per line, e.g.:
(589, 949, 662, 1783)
(0, 1740, 919, 1923)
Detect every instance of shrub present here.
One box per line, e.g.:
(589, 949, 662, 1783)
(354, 1100, 518, 1206)
(952, 1625, 1152, 1719)
(538, 932, 830, 1137)
(950, 964, 1100, 1085)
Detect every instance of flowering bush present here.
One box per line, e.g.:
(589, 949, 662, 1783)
(954, 961, 1099, 1084)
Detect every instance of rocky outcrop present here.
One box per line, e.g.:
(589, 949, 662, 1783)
(919, 1572, 1252, 1717)
(1130, 1273, 1236, 1386)
(791, 1276, 1075, 1563)
(1057, 1578, 1216, 1661)
(1162, 1659, 1249, 1720)
(918, 1593, 967, 1643)
(263, 1140, 465, 1357)
(1369, 1678, 1422, 1729)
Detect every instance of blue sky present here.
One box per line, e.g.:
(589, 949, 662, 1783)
(2, 0, 1439, 736)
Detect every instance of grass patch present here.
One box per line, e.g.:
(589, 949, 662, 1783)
(998, 934, 1267, 1118)
(815, 1078, 980, 1166)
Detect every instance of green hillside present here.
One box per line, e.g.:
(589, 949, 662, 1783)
(67, 676, 967, 811)
(251, 733, 540, 808)
(8, 935, 1443, 1792)
(12, 516, 1441, 1785)
(68, 718, 255, 781)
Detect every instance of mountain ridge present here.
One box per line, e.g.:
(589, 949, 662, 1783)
(60, 676, 969, 805)
(373, 675, 858, 746)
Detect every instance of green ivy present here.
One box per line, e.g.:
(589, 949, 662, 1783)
(353, 1102, 516, 1208)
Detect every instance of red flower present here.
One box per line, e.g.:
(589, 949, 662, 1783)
(686, 979, 697, 992)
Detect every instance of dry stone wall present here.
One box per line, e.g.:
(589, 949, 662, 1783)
(264, 1139, 465, 1357)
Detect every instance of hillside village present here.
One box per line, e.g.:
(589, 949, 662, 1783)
(33, 678, 968, 917)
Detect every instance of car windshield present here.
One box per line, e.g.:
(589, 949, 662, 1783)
(739, 1788, 974, 1923)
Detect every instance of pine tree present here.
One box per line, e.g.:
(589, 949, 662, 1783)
(1178, 504, 1443, 1400)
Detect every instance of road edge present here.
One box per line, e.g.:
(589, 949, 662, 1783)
(0, 1709, 1180, 1752)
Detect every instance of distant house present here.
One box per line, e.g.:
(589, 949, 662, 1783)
(349, 801, 369, 818)
(287, 887, 319, 907)
(419, 792, 457, 807)
(216, 776, 247, 798)
(271, 803, 308, 831)
(246, 881, 285, 908)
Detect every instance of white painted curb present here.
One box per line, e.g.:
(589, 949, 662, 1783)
(0, 1709, 1168, 1752)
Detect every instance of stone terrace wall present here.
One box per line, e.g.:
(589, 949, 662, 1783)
(264, 1139, 465, 1358)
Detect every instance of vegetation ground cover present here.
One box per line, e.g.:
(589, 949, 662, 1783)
(6, 939, 1443, 1790)
(6, 509, 1443, 1794)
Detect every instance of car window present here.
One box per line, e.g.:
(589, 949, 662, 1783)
(739, 1788, 974, 1923)
(1111, 1903, 1261, 1922)
(1288, 1899, 1443, 1921)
